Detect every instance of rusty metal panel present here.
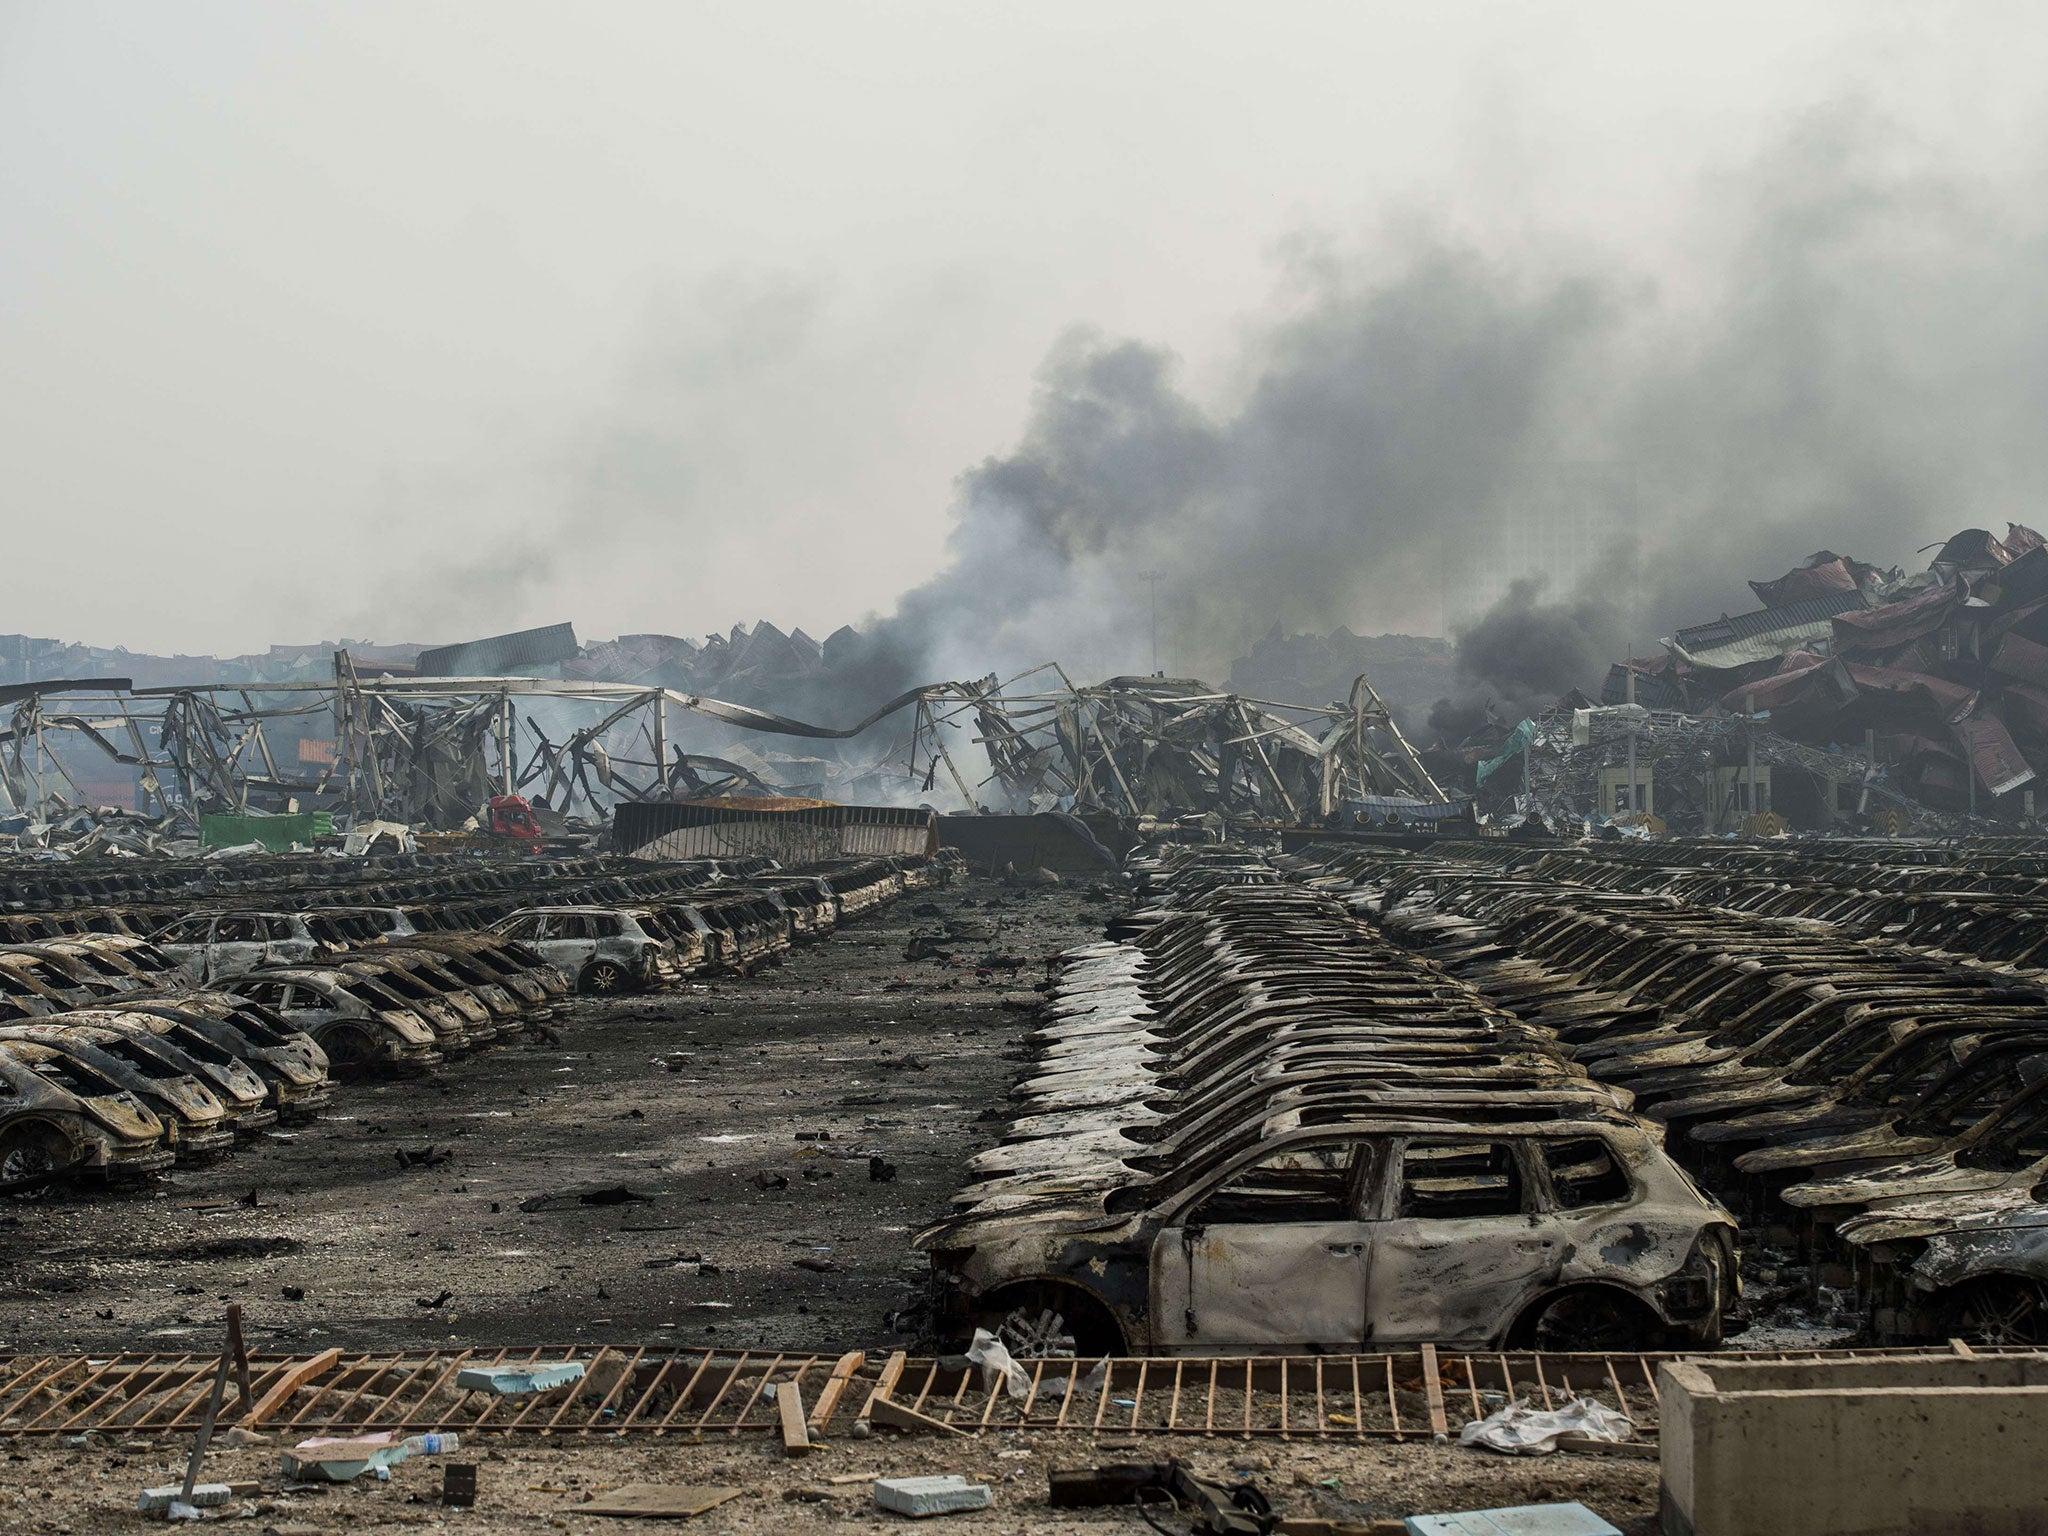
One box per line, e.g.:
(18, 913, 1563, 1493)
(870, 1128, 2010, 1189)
(617, 801, 936, 863)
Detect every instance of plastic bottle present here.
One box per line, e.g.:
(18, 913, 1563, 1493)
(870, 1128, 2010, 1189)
(400, 1432, 459, 1456)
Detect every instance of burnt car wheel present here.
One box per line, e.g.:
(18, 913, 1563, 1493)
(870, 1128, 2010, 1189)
(1524, 1288, 1664, 1352)
(973, 1283, 1125, 1358)
(1954, 1276, 2048, 1347)
(0, 1126, 68, 1189)
(318, 1025, 379, 1077)
(581, 961, 630, 995)
(998, 1305, 1078, 1360)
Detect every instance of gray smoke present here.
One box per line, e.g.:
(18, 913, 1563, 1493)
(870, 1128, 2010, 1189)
(1452, 577, 1631, 709)
(852, 104, 2048, 729)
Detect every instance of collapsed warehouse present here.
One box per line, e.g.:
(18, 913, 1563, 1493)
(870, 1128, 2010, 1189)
(1454, 523, 2048, 836)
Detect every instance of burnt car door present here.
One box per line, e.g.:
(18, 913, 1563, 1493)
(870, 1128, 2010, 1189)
(262, 915, 319, 966)
(1362, 1135, 1558, 1345)
(1151, 1135, 1379, 1352)
(531, 913, 595, 976)
(203, 915, 271, 982)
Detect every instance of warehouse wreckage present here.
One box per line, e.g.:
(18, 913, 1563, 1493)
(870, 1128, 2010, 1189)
(1469, 523, 2048, 835)
(0, 657, 1452, 839)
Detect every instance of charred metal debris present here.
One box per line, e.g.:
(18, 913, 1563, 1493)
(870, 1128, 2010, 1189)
(1289, 836, 2048, 1345)
(920, 844, 1739, 1358)
(1465, 523, 2048, 834)
(1, 656, 1456, 844)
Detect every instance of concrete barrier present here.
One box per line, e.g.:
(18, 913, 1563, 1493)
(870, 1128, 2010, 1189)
(1659, 1352, 2048, 1535)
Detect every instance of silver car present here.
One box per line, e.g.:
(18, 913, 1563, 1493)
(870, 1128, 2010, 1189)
(151, 912, 320, 983)
(487, 907, 681, 994)
(921, 1111, 1739, 1356)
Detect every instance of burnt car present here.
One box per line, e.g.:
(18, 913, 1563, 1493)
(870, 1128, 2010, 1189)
(0, 1038, 173, 1182)
(56, 1010, 277, 1135)
(1840, 1190, 2048, 1345)
(223, 968, 443, 1073)
(920, 1109, 1738, 1356)
(378, 933, 566, 1016)
(150, 911, 321, 983)
(0, 1021, 236, 1160)
(486, 907, 682, 994)
(329, 955, 491, 1048)
(104, 994, 331, 1121)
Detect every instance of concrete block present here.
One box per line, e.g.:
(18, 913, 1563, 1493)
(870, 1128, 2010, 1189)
(1659, 1353, 2048, 1536)
(137, 1484, 236, 1514)
(874, 1474, 994, 1517)
(1407, 1504, 1621, 1536)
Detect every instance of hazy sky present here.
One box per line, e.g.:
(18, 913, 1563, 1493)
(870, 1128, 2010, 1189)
(4, 2, 2045, 657)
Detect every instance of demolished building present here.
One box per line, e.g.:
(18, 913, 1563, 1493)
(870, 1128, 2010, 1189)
(1613, 527, 2048, 815)
(1455, 525, 2048, 832)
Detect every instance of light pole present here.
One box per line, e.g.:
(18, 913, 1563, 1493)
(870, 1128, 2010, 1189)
(1139, 569, 1163, 675)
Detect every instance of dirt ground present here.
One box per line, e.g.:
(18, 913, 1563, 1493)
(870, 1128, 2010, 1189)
(0, 876, 1104, 1358)
(0, 1423, 1659, 1534)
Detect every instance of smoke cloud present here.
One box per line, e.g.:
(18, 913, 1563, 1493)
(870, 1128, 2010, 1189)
(845, 103, 2048, 737)
(1452, 577, 1632, 712)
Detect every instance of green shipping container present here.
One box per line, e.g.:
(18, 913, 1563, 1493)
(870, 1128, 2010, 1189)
(198, 811, 334, 850)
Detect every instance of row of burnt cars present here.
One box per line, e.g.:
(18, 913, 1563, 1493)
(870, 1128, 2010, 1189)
(918, 845, 1743, 1357)
(1286, 836, 2048, 1345)
(0, 852, 944, 1190)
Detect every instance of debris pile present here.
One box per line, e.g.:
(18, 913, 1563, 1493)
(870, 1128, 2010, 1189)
(955, 671, 1451, 820)
(1593, 525, 2048, 821)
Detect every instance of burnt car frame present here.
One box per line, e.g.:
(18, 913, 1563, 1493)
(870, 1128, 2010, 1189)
(923, 1109, 1736, 1355)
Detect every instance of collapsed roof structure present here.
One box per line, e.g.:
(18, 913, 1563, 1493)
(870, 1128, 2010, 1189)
(1604, 526, 2048, 815)
(926, 668, 1448, 821)
(1451, 525, 2048, 833)
(0, 653, 1450, 838)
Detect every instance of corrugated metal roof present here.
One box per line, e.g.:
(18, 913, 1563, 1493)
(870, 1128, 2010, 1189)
(414, 623, 579, 677)
(1671, 591, 1866, 652)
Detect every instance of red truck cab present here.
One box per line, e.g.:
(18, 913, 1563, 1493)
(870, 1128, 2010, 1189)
(487, 795, 545, 852)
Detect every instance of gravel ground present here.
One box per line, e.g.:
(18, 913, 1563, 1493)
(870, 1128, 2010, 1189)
(0, 876, 1108, 1358)
(0, 1425, 1659, 1534)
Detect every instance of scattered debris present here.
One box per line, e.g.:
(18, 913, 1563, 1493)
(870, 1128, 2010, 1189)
(1457, 1398, 1635, 1457)
(454, 1362, 585, 1395)
(281, 1430, 459, 1483)
(581, 1484, 743, 1519)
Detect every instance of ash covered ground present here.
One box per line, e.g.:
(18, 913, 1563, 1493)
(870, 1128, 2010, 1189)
(0, 877, 1109, 1358)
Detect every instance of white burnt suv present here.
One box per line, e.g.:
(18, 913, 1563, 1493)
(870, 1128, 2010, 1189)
(486, 907, 682, 994)
(919, 1109, 1739, 1356)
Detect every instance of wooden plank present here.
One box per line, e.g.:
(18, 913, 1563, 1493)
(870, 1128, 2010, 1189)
(238, 1348, 341, 1430)
(856, 1351, 906, 1425)
(1556, 1433, 1658, 1460)
(868, 1395, 969, 1437)
(807, 1351, 865, 1432)
(1419, 1343, 1449, 1440)
(777, 1380, 811, 1456)
(583, 1484, 742, 1518)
